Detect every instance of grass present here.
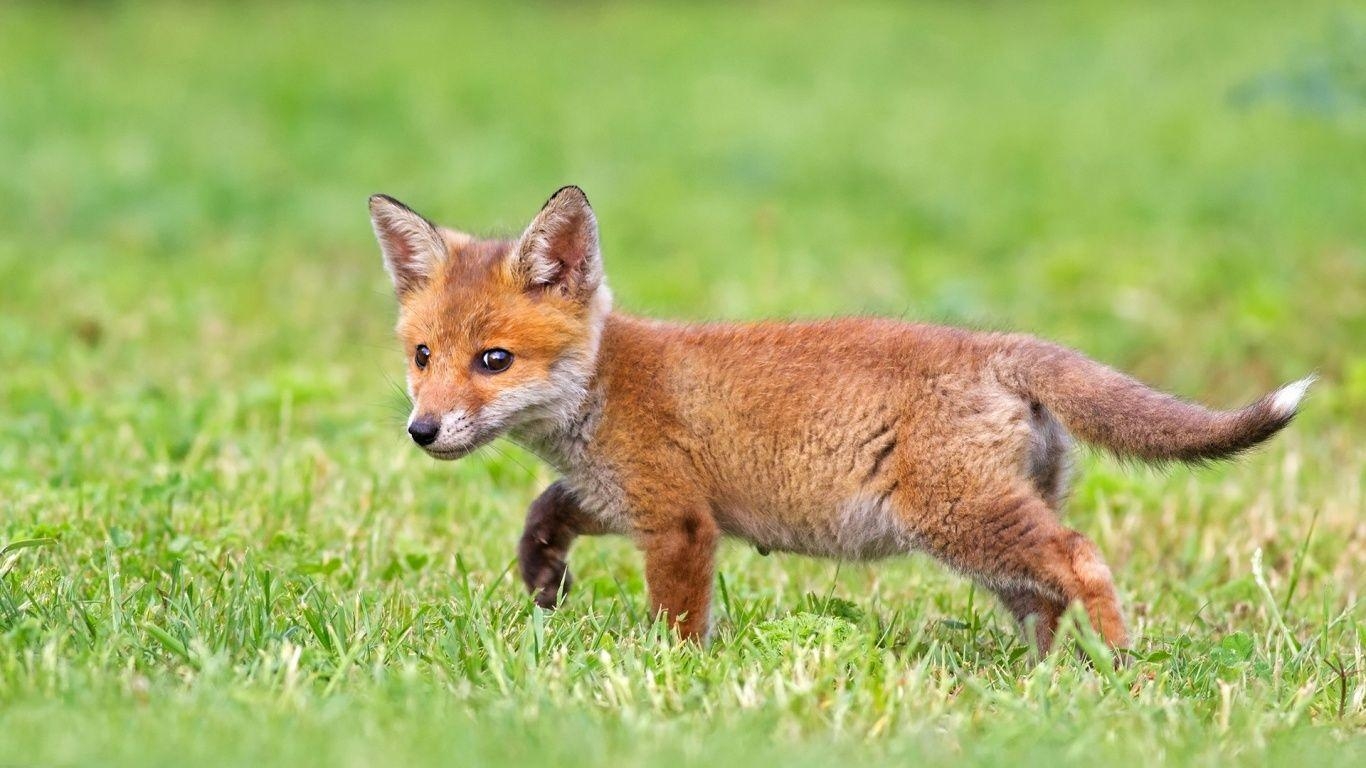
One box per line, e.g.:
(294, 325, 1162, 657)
(1, 1, 1364, 765)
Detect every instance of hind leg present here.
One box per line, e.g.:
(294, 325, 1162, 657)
(993, 585, 1068, 653)
(925, 491, 1128, 651)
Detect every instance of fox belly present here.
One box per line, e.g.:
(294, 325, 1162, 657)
(712, 493, 922, 560)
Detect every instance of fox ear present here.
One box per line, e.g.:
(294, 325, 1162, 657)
(507, 186, 602, 299)
(369, 194, 446, 297)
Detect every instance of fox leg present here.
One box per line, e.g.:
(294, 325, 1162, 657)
(992, 586, 1068, 654)
(925, 492, 1128, 651)
(517, 481, 609, 609)
(637, 509, 719, 642)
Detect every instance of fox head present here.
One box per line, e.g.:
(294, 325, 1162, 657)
(370, 186, 611, 459)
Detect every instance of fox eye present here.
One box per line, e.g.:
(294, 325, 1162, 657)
(478, 348, 513, 373)
(414, 344, 430, 370)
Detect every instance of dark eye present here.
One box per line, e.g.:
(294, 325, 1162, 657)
(478, 348, 513, 373)
(414, 344, 430, 369)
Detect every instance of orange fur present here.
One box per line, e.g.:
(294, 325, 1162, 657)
(370, 187, 1308, 652)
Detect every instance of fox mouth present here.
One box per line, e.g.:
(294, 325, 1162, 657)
(423, 445, 477, 461)
(421, 434, 494, 461)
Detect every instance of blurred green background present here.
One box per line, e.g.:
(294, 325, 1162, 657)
(0, 2, 1363, 766)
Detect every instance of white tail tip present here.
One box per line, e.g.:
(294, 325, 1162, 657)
(1270, 375, 1316, 416)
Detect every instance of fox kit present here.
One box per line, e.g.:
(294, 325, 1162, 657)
(370, 186, 1311, 652)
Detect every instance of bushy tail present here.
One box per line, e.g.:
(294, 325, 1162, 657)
(1002, 339, 1312, 463)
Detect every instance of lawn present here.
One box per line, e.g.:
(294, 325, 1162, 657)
(1, 1, 1364, 765)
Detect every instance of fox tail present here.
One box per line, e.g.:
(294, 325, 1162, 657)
(1002, 339, 1311, 463)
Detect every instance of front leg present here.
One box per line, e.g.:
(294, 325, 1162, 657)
(518, 481, 606, 609)
(638, 510, 719, 642)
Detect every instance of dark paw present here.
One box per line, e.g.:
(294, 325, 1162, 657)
(518, 537, 573, 610)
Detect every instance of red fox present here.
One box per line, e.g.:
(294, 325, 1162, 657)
(370, 186, 1312, 652)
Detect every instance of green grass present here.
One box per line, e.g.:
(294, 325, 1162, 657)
(2, 1, 1364, 765)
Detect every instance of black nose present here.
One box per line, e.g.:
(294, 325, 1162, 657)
(408, 418, 440, 446)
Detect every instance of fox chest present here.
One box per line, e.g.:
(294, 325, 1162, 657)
(561, 463, 634, 535)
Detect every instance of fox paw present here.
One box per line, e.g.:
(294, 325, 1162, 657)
(517, 535, 573, 610)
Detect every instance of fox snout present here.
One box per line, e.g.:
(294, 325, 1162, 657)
(405, 410, 490, 460)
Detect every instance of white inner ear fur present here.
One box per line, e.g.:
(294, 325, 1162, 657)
(370, 196, 446, 295)
(510, 190, 602, 294)
(515, 224, 567, 287)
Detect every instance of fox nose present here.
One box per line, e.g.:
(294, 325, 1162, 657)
(408, 418, 440, 446)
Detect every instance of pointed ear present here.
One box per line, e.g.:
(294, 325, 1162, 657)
(369, 194, 446, 297)
(507, 186, 602, 298)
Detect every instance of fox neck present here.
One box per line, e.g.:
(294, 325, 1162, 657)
(507, 284, 613, 470)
